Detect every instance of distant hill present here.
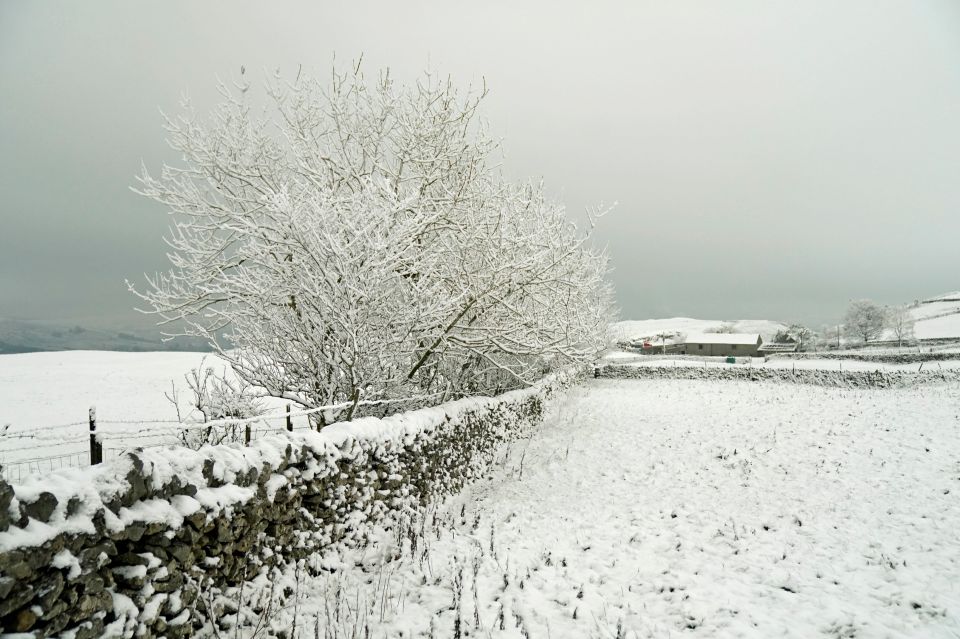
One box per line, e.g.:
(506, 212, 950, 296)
(0, 318, 211, 354)
(612, 318, 788, 345)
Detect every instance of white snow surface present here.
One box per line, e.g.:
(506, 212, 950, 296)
(242, 378, 960, 638)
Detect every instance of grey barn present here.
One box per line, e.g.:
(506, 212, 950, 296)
(680, 333, 763, 357)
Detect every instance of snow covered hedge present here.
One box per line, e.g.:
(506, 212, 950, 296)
(0, 371, 576, 638)
(596, 364, 960, 388)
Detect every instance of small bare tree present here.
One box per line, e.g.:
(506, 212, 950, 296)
(887, 305, 915, 348)
(842, 299, 886, 345)
(165, 358, 265, 449)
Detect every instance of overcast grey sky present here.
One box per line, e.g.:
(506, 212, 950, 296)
(1, 0, 958, 329)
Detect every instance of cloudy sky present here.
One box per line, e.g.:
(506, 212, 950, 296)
(1, 0, 958, 329)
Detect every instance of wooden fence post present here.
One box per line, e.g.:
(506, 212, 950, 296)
(88, 406, 102, 465)
(286, 404, 292, 432)
(245, 423, 251, 445)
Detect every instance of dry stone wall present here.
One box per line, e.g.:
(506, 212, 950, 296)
(0, 373, 573, 638)
(596, 364, 960, 388)
(773, 352, 959, 365)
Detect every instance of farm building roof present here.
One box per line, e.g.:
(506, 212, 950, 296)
(684, 333, 761, 345)
(758, 342, 799, 353)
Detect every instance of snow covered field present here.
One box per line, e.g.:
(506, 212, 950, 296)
(0, 351, 306, 479)
(915, 313, 960, 340)
(3, 354, 960, 635)
(0, 350, 220, 429)
(237, 377, 960, 638)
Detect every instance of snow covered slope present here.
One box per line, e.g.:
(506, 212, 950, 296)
(911, 291, 960, 339)
(613, 317, 787, 343)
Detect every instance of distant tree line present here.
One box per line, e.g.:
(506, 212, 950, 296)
(776, 299, 916, 352)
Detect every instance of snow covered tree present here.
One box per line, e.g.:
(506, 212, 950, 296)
(842, 299, 886, 345)
(787, 324, 815, 352)
(887, 305, 915, 348)
(773, 330, 795, 343)
(708, 322, 737, 334)
(130, 65, 614, 421)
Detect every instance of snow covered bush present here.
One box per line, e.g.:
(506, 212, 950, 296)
(130, 65, 613, 423)
(167, 360, 265, 449)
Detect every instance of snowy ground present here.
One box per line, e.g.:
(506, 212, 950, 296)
(238, 378, 960, 638)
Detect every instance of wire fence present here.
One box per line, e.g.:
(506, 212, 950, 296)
(0, 392, 446, 483)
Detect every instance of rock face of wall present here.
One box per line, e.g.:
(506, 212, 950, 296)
(596, 364, 960, 388)
(0, 374, 572, 638)
(772, 352, 959, 365)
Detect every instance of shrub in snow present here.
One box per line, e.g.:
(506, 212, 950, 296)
(128, 65, 614, 424)
(167, 360, 266, 449)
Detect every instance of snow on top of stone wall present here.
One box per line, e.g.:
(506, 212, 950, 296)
(0, 369, 572, 553)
